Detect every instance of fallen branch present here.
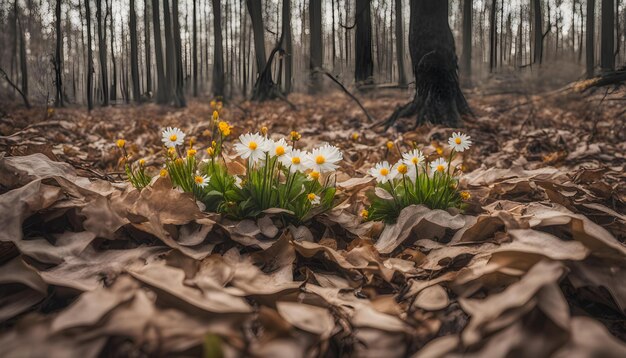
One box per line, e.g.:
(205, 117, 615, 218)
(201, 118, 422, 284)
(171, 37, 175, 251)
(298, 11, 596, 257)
(314, 68, 375, 123)
(0, 67, 30, 108)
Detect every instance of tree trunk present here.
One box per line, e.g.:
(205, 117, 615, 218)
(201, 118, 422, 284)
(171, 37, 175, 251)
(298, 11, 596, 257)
(489, 0, 497, 72)
(192, 0, 198, 97)
(309, 0, 323, 93)
(355, 0, 374, 84)
(96, 0, 109, 106)
(384, 0, 470, 129)
(144, 0, 152, 95)
(211, 0, 225, 98)
(55, 0, 64, 107)
(282, 0, 293, 94)
(246, 0, 267, 77)
(172, 0, 186, 106)
(17, 7, 28, 99)
(395, 0, 407, 86)
(601, 0, 615, 71)
(85, 0, 93, 110)
(151, 0, 166, 103)
(586, 0, 595, 77)
(532, 0, 544, 64)
(461, 0, 472, 82)
(129, 0, 141, 102)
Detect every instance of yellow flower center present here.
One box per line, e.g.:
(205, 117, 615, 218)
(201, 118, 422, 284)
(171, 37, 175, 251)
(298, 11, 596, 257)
(160, 169, 168, 177)
(455, 137, 462, 145)
(436, 165, 445, 172)
(291, 157, 301, 164)
(436, 147, 443, 155)
(379, 168, 389, 176)
(309, 171, 320, 180)
(139, 159, 146, 166)
(169, 134, 177, 142)
(411, 157, 419, 164)
(116, 139, 126, 148)
(275, 146, 285, 156)
(386, 141, 394, 150)
(397, 164, 408, 174)
(360, 209, 369, 219)
(195, 176, 204, 184)
(248, 141, 258, 150)
(315, 155, 325, 165)
(307, 193, 316, 201)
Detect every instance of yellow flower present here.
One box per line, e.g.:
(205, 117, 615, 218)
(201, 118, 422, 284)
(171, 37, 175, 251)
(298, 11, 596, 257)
(290, 131, 301, 141)
(138, 159, 146, 167)
(160, 168, 168, 177)
(206, 147, 215, 156)
(351, 133, 359, 141)
(436, 147, 444, 155)
(189, 137, 196, 147)
(212, 140, 217, 148)
(261, 126, 268, 136)
(307, 193, 316, 201)
(309, 171, 320, 181)
(396, 163, 408, 175)
(218, 121, 231, 136)
(360, 209, 369, 219)
(460, 191, 471, 200)
(167, 147, 176, 156)
(175, 158, 184, 165)
(386, 141, 394, 150)
(210, 100, 217, 109)
(212, 110, 219, 122)
(187, 149, 197, 157)
(116, 139, 126, 148)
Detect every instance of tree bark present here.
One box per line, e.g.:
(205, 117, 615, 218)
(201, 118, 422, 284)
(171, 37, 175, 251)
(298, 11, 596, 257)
(601, 0, 615, 71)
(355, 0, 374, 85)
(55, 0, 64, 107)
(192, 0, 198, 97)
(172, 0, 186, 106)
(309, 0, 323, 93)
(384, 0, 470, 129)
(211, 0, 225, 98)
(282, 0, 293, 94)
(489, 0, 497, 72)
(586, 0, 595, 77)
(129, 0, 141, 102)
(395, 0, 407, 86)
(151, 0, 166, 103)
(85, 0, 93, 110)
(96, 0, 109, 106)
(246, 0, 267, 77)
(17, 5, 28, 100)
(144, 0, 152, 95)
(461, 0, 472, 82)
(532, 0, 544, 64)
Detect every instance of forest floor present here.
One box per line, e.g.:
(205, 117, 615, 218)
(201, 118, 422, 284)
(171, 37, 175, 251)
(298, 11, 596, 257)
(0, 81, 625, 357)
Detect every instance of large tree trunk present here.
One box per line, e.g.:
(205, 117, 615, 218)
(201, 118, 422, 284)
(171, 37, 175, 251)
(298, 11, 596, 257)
(172, 0, 186, 106)
(601, 0, 615, 71)
(532, 0, 544, 64)
(55, 0, 64, 107)
(395, 0, 407, 86)
(96, 0, 108, 106)
(355, 0, 374, 85)
(282, 0, 293, 94)
(17, 6, 28, 100)
(164, 0, 176, 105)
(586, 0, 595, 77)
(246, 0, 267, 77)
(211, 0, 225, 98)
(384, 0, 470, 129)
(309, 0, 323, 93)
(192, 0, 198, 97)
(129, 0, 141, 102)
(152, 0, 166, 103)
(85, 0, 93, 110)
(144, 0, 152, 95)
(461, 0, 472, 82)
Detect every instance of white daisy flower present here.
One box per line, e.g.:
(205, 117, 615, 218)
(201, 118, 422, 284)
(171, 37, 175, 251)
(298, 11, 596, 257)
(448, 132, 472, 152)
(430, 158, 449, 175)
(234, 132, 270, 163)
(280, 149, 308, 173)
(270, 138, 292, 159)
(194, 174, 210, 188)
(392, 161, 416, 181)
(307, 193, 321, 205)
(162, 127, 185, 148)
(233, 176, 242, 189)
(369, 161, 397, 184)
(304, 145, 343, 173)
(402, 149, 425, 167)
